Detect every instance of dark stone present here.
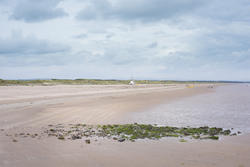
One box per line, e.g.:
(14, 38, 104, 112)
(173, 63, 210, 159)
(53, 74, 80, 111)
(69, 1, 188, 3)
(71, 134, 82, 140)
(58, 135, 65, 140)
(85, 139, 91, 144)
(118, 138, 125, 142)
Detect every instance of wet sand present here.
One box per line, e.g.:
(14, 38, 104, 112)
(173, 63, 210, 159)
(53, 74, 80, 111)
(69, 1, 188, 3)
(1, 134, 250, 167)
(0, 84, 250, 167)
(0, 84, 201, 128)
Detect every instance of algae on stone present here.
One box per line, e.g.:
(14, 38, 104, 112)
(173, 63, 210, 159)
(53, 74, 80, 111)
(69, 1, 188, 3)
(42, 123, 237, 142)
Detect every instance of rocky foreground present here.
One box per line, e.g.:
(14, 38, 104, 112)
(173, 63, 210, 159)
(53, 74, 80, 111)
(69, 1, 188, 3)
(3, 123, 241, 144)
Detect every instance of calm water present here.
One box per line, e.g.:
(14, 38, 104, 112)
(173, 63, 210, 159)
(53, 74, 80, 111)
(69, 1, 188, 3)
(127, 84, 250, 133)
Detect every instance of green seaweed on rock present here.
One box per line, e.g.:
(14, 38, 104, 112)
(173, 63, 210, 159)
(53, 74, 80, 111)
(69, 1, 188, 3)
(42, 123, 238, 142)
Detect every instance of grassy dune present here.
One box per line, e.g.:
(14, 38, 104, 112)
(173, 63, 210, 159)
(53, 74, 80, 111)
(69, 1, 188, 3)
(0, 79, 232, 86)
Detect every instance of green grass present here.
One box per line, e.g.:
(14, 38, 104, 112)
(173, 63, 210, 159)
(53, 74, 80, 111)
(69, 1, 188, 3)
(0, 78, 228, 86)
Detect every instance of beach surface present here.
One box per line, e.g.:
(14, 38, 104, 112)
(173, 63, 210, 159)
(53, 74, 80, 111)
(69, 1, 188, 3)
(0, 84, 250, 167)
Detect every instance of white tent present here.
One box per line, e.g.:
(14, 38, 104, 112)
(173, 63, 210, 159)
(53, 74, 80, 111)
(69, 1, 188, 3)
(129, 80, 135, 85)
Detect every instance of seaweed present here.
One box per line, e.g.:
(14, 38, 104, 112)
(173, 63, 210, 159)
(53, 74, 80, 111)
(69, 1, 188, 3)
(42, 123, 236, 142)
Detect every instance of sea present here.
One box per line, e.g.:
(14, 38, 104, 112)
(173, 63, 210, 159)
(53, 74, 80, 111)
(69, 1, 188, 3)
(127, 84, 250, 133)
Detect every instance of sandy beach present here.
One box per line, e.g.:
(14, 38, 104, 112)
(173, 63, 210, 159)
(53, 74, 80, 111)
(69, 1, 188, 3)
(0, 84, 250, 167)
(1, 0, 250, 166)
(0, 84, 197, 128)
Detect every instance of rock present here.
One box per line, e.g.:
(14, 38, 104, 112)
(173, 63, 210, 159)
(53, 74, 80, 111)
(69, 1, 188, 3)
(222, 129, 231, 135)
(209, 136, 219, 140)
(118, 138, 125, 142)
(12, 139, 18, 142)
(85, 139, 91, 144)
(113, 137, 118, 140)
(84, 131, 91, 137)
(72, 134, 82, 140)
(58, 135, 65, 140)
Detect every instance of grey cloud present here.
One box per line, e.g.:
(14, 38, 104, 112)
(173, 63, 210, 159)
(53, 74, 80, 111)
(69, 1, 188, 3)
(0, 32, 70, 56)
(0, 54, 70, 67)
(74, 33, 88, 39)
(0, 32, 71, 67)
(74, 43, 150, 66)
(9, 0, 67, 22)
(106, 33, 114, 39)
(103, 47, 153, 65)
(1, 0, 250, 80)
(184, 31, 250, 72)
(196, 31, 250, 59)
(76, 0, 206, 22)
(195, 0, 250, 22)
(147, 42, 158, 48)
(76, 0, 250, 24)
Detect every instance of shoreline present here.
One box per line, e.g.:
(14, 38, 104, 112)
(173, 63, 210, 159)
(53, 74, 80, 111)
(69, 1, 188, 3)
(1, 83, 250, 167)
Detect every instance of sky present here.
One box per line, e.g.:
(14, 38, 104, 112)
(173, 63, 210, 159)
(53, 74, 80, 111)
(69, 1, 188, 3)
(0, 0, 250, 81)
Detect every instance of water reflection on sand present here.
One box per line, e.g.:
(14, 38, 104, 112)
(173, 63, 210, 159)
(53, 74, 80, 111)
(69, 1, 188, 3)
(128, 84, 250, 133)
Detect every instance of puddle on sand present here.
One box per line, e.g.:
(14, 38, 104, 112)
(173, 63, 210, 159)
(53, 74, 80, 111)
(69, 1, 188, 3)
(125, 84, 250, 133)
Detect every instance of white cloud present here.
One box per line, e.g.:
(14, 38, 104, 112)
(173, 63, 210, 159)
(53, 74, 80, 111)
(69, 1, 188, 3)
(0, 0, 250, 81)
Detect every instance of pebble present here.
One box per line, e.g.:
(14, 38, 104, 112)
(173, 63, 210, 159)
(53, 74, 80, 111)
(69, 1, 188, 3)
(85, 139, 91, 144)
(12, 139, 18, 142)
(118, 138, 125, 142)
(72, 134, 82, 140)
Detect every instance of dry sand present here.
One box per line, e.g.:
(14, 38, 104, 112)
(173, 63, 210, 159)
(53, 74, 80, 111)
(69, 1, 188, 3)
(0, 84, 249, 167)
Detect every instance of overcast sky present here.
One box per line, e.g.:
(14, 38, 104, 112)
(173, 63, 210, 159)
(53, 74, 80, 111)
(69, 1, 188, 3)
(0, 0, 250, 81)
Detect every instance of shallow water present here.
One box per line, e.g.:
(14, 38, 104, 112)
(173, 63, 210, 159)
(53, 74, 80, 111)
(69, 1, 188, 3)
(127, 84, 250, 133)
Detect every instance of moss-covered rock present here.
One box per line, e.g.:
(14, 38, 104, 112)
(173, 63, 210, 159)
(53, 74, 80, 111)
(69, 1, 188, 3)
(42, 123, 236, 142)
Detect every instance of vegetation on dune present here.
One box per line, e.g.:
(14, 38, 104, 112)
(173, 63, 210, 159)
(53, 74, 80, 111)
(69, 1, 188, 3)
(0, 78, 235, 86)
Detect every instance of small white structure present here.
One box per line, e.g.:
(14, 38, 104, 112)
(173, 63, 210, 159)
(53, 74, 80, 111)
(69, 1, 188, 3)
(129, 80, 135, 85)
